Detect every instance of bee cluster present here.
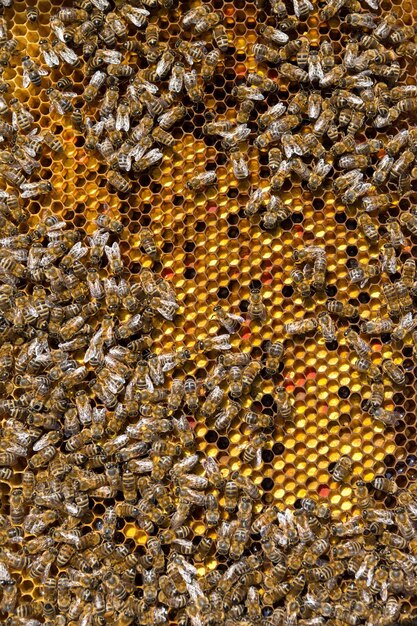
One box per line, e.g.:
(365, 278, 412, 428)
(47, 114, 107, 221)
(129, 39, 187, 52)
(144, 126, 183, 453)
(1, 0, 417, 621)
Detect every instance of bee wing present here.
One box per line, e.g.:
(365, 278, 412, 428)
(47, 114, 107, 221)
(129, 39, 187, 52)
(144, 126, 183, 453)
(0, 562, 12, 583)
(227, 313, 245, 323)
(41, 48, 60, 68)
(293, 0, 313, 17)
(396, 312, 416, 331)
(101, 50, 123, 64)
(84, 329, 104, 363)
(91, 230, 110, 246)
(91, 0, 110, 8)
(22, 69, 32, 89)
(57, 47, 79, 65)
(116, 108, 130, 132)
(124, 7, 150, 27)
(19, 182, 38, 198)
(309, 57, 324, 82)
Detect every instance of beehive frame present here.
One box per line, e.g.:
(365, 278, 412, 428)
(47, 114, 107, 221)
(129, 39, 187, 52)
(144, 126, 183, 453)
(1, 0, 417, 623)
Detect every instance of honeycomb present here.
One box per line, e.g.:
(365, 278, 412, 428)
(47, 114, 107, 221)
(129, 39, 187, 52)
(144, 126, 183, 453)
(1, 0, 417, 623)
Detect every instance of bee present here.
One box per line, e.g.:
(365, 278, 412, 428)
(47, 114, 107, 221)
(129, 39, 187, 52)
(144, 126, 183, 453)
(264, 341, 284, 374)
(402, 258, 416, 289)
(203, 493, 220, 527)
(349, 262, 380, 288)
(326, 299, 358, 319)
(382, 281, 401, 317)
(284, 318, 317, 336)
(354, 356, 382, 382)
(290, 267, 312, 298)
(308, 158, 332, 191)
(186, 171, 217, 191)
(400, 210, 417, 236)
(213, 24, 229, 51)
(20, 181, 53, 199)
(108, 171, 130, 194)
(259, 24, 288, 45)
(274, 385, 293, 420)
(201, 385, 224, 417)
(262, 194, 291, 229)
(380, 243, 398, 275)
(392, 312, 417, 342)
(229, 526, 250, 560)
(357, 213, 379, 244)
(316, 311, 336, 343)
(84, 70, 106, 103)
(248, 288, 266, 322)
(331, 455, 352, 482)
(41, 130, 64, 153)
(21, 56, 48, 88)
(382, 358, 405, 385)
(391, 150, 415, 178)
(344, 329, 371, 358)
(395, 506, 415, 540)
(372, 476, 398, 494)
(10, 98, 34, 131)
(212, 305, 244, 334)
(230, 147, 249, 180)
(223, 479, 239, 513)
(245, 188, 265, 217)
(181, 5, 210, 28)
(176, 39, 206, 64)
(214, 401, 240, 432)
(9, 488, 25, 525)
(242, 432, 269, 465)
(361, 317, 393, 335)
(243, 410, 274, 431)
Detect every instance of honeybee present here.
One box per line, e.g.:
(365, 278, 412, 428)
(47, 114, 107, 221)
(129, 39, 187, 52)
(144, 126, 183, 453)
(401, 258, 416, 289)
(284, 318, 317, 336)
(275, 386, 293, 419)
(327, 299, 358, 318)
(372, 476, 398, 494)
(181, 5, 210, 28)
(400, 209, 417, 236)
(391, 312, 417, 342)
(21, 56, 48, 88)
(380, 243, 398, 275)
(248, 288, 267, 322)
(264, 341, 284, 374)
(382, 281, 401, 317)
(176, 39, 206, 64)
(183, 68, 204, 103)
(243, 410, 274, 431)
(213, 24, 229, 51)
(361, 317, 393, 335)
(182, 376, 198, 412)
(291, 267, 312, 298)
(9, 488, 25, 525)
(201, 385, 224, 417)
(357, 213, 379, 244)
(230, 147, 249, 180)
(259, 24, 288, 44)
(382, 358, 405, 385)
(20, 181, 53, 199)
(108, 171, 130, 193)
(186, 171, 217, 191)
(236, 99, 254, 124)
(262, 194, 291, 229)
(349, 262, 380, 288)
(213, 305, 244, 334)
(331, 455, 353, 482)
(47, 87, 77, 115)
(10, 98, 34, 131)
(317, 312, 336, 343)
(308, 158, 332, 191)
